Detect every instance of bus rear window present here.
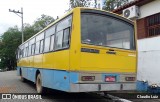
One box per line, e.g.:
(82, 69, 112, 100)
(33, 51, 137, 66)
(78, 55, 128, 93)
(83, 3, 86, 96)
(81, 13, 135, 50)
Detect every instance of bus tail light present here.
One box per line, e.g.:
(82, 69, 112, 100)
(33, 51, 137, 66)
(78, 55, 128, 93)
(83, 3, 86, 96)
(81, 76, 95, 81)
(125, 77, 135, 81)
(105, 76, 116, 82)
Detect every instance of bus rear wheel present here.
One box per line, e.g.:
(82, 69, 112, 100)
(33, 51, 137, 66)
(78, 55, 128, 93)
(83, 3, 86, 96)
(36, 73, 44, 94)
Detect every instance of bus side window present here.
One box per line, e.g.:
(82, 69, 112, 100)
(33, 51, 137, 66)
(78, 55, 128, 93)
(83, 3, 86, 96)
(19, 49, 21, 59)
(26, 46, 29, 57)
(35, 41, 40, 54)
(63, 28, 70, 48)
(23, 47, 26, 57)
(44, 37, 50, 52)
(28, 45, 31, 56)
(50, 35, 55, 51)
(31, 43, 35, 55)
(21, 49, 24, 58)
(55, 31, 63, 50)
(39, 39, 44, 53)
(55, 15, 72, 50)
(19, 49, 22, 58)
(44, 25, 55, 52)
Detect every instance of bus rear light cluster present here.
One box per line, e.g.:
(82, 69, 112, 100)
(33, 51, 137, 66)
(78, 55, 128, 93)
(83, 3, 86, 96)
(125, 77, 135, 81)
(105, 76, 116, 82)
(81, 76, 95, 81)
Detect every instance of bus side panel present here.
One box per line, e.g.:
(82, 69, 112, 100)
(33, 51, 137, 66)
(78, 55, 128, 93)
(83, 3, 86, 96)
(21, 57, 28, 67)
(27, 68, 37, 82)
(17, 67, 36, 82)
(17, 58, 23, 67)
(53, 50, 70, 70)
(28, 56, 34, 67)
(34, 54, 43, 68)
(42, 50, 69, 71)
(42, 53, 54, 69)
(21, 67, 28, 79)
(41, 69, 70, 92)
(70, 8, 81, 71)
(17, 67, 71, 92)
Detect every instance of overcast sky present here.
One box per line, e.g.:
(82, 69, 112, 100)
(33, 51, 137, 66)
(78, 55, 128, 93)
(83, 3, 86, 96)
(0, 0, 69, 35)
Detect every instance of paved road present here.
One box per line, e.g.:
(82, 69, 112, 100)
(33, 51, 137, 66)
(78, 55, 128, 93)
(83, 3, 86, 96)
(0, 71, 160, 102)
(0, 71, 114, 102)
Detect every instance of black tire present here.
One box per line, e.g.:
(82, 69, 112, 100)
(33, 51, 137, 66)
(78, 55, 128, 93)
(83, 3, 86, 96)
(36, 73, 44, 94)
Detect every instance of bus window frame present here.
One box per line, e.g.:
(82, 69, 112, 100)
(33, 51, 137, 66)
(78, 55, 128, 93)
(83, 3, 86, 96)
(53, 15, 73, 52)
(44, 14, 73, 53)
(17, 13, 73, 58)
(81, 10, 136, 51)
(62, 27, 71, 49)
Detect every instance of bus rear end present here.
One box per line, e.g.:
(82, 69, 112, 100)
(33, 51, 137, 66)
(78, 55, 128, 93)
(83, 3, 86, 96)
(70, 8, 137, 92)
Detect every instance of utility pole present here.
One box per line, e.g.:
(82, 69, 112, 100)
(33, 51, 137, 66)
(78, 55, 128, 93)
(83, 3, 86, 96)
(9, 8, 24, 43)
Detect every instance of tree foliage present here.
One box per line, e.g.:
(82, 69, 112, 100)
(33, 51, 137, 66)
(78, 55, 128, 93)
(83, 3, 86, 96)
(0, 14, 55, 70)
(69, 0, 89, 9)
(0, 26, 21, 70)
(23, 23, 37, 41)
(33, 14, 55, 31)
(103, 0, 128, 11)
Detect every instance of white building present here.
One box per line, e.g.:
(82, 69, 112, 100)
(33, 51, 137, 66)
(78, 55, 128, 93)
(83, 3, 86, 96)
(113, 0, 160, 92)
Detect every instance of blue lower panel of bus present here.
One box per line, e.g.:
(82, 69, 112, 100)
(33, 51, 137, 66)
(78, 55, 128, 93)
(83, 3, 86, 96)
(17, 67, 79, 92)
(17, 67, 122, 92)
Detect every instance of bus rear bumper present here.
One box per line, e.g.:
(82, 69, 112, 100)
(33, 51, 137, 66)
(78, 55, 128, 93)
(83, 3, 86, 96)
(70, 83, 136, 92)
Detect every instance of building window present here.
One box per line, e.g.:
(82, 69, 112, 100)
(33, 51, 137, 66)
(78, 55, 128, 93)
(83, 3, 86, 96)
(146, 13, 160, 37)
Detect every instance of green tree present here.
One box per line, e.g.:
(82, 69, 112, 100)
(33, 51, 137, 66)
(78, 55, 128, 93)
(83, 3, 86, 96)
(33, 14, 55, 31)
(0, 14, 55, 70)
(0, 26, 21, 70)
(23, 23, 38, 41)
(103, 0, 128, 11)
(69, 0, 89, 9)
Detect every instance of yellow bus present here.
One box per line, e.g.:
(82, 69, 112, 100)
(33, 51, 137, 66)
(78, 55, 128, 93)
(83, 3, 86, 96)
(16, 7, 137, 93)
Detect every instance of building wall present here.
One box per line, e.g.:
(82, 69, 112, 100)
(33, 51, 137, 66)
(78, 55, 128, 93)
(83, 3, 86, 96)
(113, 0, 160, 91)
(137, 0, 160, 89)
(137, 36, 160, 86)
(136, 0, 160, 39)
(139, 0, 160, 19)
(136, 18, 146, 39)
